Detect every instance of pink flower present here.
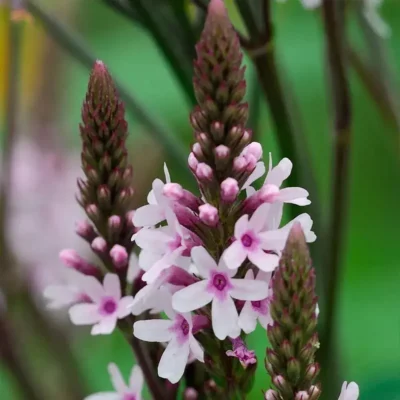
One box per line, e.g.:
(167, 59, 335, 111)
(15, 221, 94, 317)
(338, 382, 359, 400)
(238, 270, 273, 333)
(85, 363, 144, 400)
(223, 203, 316, 271)
(133, 309, 204, 384)
(172, 247, 269, 340)
(134, 209, 192, 283)
(132, 163, 171, 227)
(226, 337, 257, 368)
(68, 274, 133, 335)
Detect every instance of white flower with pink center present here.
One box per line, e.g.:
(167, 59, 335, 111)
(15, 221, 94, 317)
(172, 247, 269, 340)
(68, 273, 133, 335)
(134, 209, 192, 283)
(133, 163, 171, 227)
(338, 382, 359, 400)
(85, 363, 144, 400)
(223, 203, 316, 271)
(43, 268, 93, 309)
(133, 309, 204, 384)
(238, 270, 273, 333)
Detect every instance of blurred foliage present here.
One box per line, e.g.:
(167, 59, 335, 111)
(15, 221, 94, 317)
(0, 0, 399, 399)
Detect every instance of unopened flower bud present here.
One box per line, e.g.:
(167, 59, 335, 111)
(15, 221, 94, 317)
(242, 142, 263, 161)
(214, 145, 230, 171)
(59, 249, 99, 277)
(245, 154, 257, 172)
(196, 163, 213, 181)
(287, 357, 301, 384)
(108, 215, 122, 234)
(184, 388, 198, 400)
(75, 220, 96, 242)
(221, 177, 239, 202)
(233, 156, 247, 172)
(273, 375, 292, 398)
(308, 385, 321, 400)
(260, 184, 280, 203)
(199, 204, 219, 227)
(210, 121, 224, 142)
(265, 389, 279, 400)
(188, 152, 199, 170)
(305, 363, 320, 382)
(110, 244, 128, 269)
(163, 183, 184, 201)
(295, 391, 310, 400)
(86, 204, 100, 221)
(91, 237, 108, 254)
(192, 143, 205, 161)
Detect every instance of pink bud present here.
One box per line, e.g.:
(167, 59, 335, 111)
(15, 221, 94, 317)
(260, 184, 280, 203)
(295, 391, 310, 400)
(59, 249, 99, 276)
(242, 142, 263, 161)
(220, 178, 239, 202)
(208, 0, 227, 17)
(192, 143, 204, 159)
(108, 215, 121, 230)
(91, 237, 107, 253)
(188, 152, 198, 170)
(214, 145, 230, 159)
(109, 245, 128, 269)
(75, 220, 96, 241)
(184, 388, 198, 400)
(86, 204, 99, 218)
(245, 154, 257, 171)
(199, 204, 219, 226)
(163, 183, 184, 201)
(233, 156, 247, 172)
(196, 163, 213, 181)
(265, 389, 279, 400)
(167, 266, 198, 287)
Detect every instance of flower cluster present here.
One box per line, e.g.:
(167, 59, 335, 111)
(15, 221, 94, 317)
(42, 0, 360, 398)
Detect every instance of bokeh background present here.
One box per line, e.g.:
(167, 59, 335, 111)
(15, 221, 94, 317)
(0, 1, 399, 399)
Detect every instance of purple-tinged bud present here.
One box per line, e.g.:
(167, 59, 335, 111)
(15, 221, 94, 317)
(86, 204, 100, 221)
(163, 183, 184, 201)
(265, 389, 279, 400)
(214, 145, 230, 159)
(304, 363, 320, 382)
(108, 215, 122, 234)
(196, 163, 213, 181)
(164, 184, 203, 211)
(295, 391, 310, 400)
(192, 315, 210, 334)
(273, 376, 293, 398)
(245, 154, 257, 172)
(75, 220, 96, 242)
(210, 121, 224, 142)
(260, 184, 280, 203)
(199, 204, 219, 227)
(167, 266, 198, 287)
(208, 0, 226, 16)
(184, 388, 198, 400)
(233, 156, 247, 172)
(109, 245, 128, 269)
(192, 143, 205, 161)
(287, 358, 301, 384)
(242, 142, 263, 161)
(91, 237, 108, 254)
(188, 152, 198, 170)
(308, 386, 321, 400)
(220, 178, 239, 203)
(59, 249, 99, 277)
(226, 337, 257, 369)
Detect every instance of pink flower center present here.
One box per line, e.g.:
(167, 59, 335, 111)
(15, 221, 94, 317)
(213, 273, 227, 291)
(181, 319, 190, 336)
(169, 234, 183, 250)
(251, 298, 269, 315)
(241, 234, 253, 248)
(123, 394, 136, 400)
(100, 297, 117, 315)
(252, 301, 261, 308)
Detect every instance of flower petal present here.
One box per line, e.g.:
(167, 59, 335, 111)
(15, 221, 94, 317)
(91, 316, 117, 335)
(117, 296, 134, 318)
(277, 187, 310, 205)
(135, 228, 170, 253)
(129, 365, 144, 394)
(222, 241, 247, 270)
(238, 301, 258, 334)
(248, 249, 279, 272)
(133, 319, 173, 342)
(83, 276, 105, 303)
(127, 254, 140, 283)
(158, 339, 189, 384)
(69, 303, 100, 325)
(258, 312, 273, 330)
(249, 203, 270, 232)
(191, 246, 217, 278)
(163, 162, 171, 183)
(265, 157, 292, 187)
(211, 297, 239, 340)
(230, 278, 269, 301)
(133, 204, 165, 227)
(138, 250, 162, 271)
(259, 230, 288, 251)
(242, 161, 266, 190)
(43, 285, 77, 308)
(189, 335, 204, 363)
(108, 363, 127, 394)
(103, 274, 121, 299)
(234, 214, 249, 238)
(264, 202, 283, 231)
(172, 281, 212, 313)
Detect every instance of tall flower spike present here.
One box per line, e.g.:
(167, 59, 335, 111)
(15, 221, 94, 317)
(265, 224, 320, 399)
(79, 61, 135, 251)
(190, 0, 252, 202)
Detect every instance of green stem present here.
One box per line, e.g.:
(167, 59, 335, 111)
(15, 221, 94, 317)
(320, 0, 352, 397)
(26, 0, 190, 176)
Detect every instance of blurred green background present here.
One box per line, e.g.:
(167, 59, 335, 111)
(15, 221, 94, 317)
(0, 0, 399, 399)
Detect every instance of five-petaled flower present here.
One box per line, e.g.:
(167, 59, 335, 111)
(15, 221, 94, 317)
(172, 247, 269, 339)
(133, 307, 204, 384)
(85, 363, 144, 400)
(68, 273, 133, 335)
